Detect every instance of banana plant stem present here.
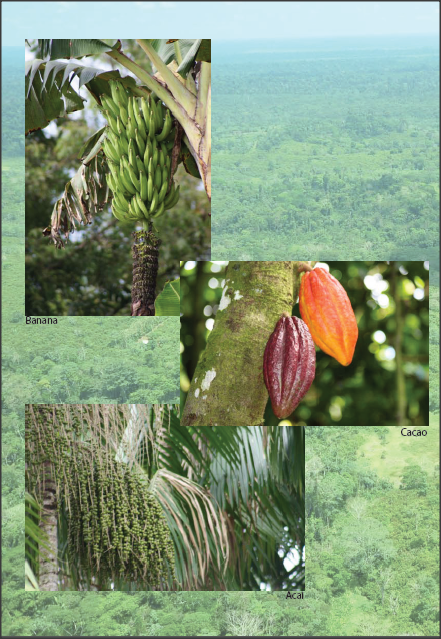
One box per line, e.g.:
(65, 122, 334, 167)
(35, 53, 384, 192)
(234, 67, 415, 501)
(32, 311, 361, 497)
(173, 41, 183, 65)
(131, 229, 161, 316)
(135, 39, 196, 116)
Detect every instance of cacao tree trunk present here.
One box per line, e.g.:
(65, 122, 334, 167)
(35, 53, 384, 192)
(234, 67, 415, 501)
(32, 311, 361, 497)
(39, 460, 58, 591)
(131, 228, 161, 316)
(181, 261, 306, 427)
(189, 263, 207, 376)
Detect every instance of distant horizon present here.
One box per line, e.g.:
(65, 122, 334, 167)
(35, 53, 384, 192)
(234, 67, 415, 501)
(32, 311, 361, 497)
(213, 32, 439, 42)
(2, 2, 439, 46)
(6, 32, 439, 49)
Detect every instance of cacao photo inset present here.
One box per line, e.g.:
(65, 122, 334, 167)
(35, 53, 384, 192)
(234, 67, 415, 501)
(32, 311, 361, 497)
(263, 313, 316, 419)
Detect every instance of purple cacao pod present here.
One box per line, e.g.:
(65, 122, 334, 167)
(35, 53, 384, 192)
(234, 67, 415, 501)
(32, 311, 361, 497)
(263, 314, 316, 419)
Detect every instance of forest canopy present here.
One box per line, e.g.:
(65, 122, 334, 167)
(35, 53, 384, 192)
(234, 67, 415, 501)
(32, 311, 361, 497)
(212, 36, 439, 262)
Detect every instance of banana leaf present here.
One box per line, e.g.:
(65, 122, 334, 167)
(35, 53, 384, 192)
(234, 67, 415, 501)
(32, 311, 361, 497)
(155, 279, 180, 316)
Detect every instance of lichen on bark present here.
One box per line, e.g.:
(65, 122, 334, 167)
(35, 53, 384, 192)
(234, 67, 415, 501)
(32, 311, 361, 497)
(181, 261, 306, 427)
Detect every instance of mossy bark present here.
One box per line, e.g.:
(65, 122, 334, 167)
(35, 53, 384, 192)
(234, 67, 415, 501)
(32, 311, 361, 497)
(131, 229, 161, 316)
(181, 261, 306, 427)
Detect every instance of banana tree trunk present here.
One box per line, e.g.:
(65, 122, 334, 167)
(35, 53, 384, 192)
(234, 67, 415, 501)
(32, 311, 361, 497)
(39, 460, 58, 591)
(131, 229, 160, 316)
(181, 262, 306, 427)
(187, 61, 211, 200)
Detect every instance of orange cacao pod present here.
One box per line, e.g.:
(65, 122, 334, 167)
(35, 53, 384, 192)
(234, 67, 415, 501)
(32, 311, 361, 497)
(299, 267, 358, 366)
(263, 314, 316, 419)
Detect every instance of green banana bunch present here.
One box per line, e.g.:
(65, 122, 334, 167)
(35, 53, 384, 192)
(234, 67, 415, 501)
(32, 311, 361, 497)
(99, 80, 180, 225)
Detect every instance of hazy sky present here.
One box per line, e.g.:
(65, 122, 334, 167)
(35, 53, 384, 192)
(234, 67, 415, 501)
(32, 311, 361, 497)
(2, 1, 439, 45)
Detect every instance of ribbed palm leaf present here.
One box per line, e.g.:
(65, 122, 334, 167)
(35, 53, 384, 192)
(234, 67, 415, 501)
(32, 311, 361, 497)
(156, 421, 305, 590)
(25, 492, 49, 590)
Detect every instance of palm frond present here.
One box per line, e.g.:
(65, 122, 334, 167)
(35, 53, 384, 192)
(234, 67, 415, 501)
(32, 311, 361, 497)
(25, 492, 51, 554)
(25, 491, 54, 587)
(264, 425, 305, 495)
(149, 468, 229, 589)
(159, 424, 304, 590)
(207, 427, 266, 508)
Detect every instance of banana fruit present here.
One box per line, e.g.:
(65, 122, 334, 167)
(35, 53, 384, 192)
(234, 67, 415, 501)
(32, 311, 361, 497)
(99, 80, 180, 225)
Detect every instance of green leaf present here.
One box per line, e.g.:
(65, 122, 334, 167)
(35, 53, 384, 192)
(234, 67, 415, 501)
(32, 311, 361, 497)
(176, 40, 202, 77)
(35, 39, 117, 60)
(155, 279, 180, 316)
(152, 40, 203, 78)
(180, 140, 201, 179)
(25, 61, 84, 135)
(195, 39, 211, 63)
(26, 59, 104, 134)
(78, 126, 107, 164)
(25, 57, 140, 135)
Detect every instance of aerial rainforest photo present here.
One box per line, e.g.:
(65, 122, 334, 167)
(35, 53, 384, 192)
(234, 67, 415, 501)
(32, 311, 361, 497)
(180, 261, 429, 427)
(1, 0, 439, 634)
(25, 39, 211, 316)
(212, 34, 439, 262)
(25, 404, 304, 592)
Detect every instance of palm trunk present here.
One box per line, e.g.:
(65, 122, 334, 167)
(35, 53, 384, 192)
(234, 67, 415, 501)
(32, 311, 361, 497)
(181, 261, 305, 426)
(131, 228, 161, 316)
(39, 460, 58, 591)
